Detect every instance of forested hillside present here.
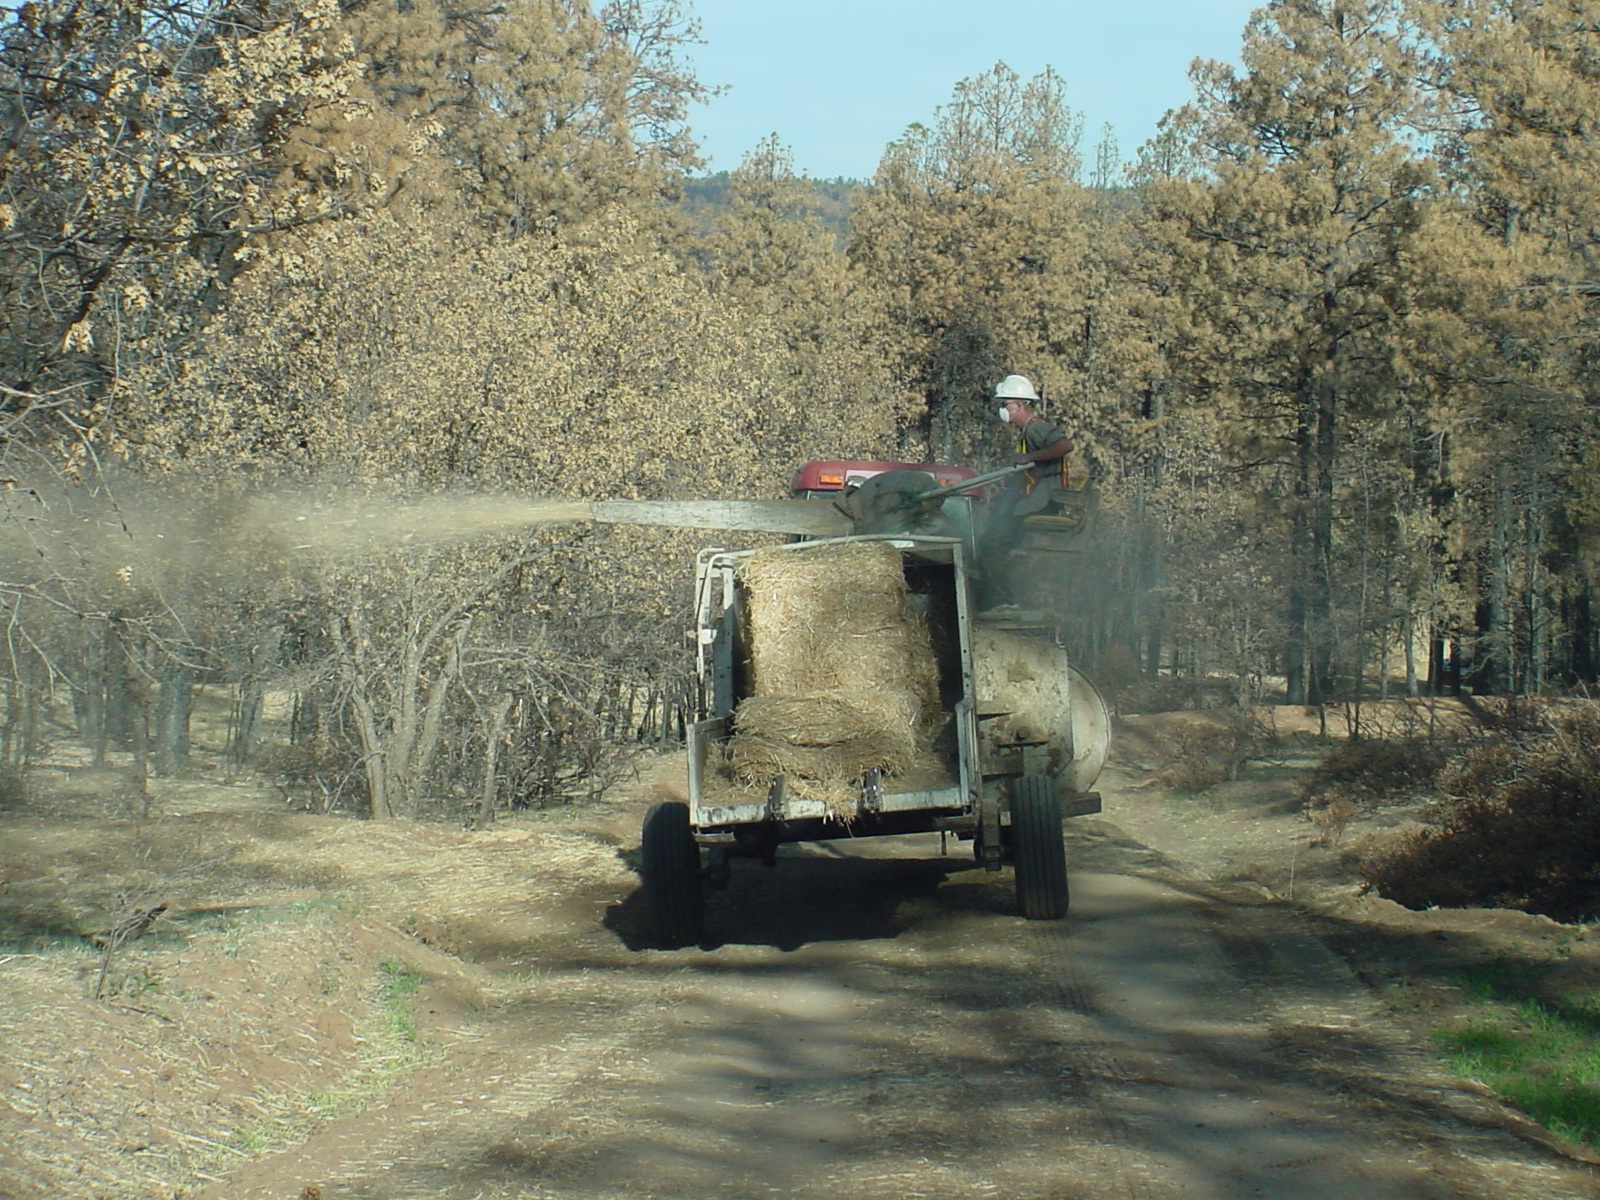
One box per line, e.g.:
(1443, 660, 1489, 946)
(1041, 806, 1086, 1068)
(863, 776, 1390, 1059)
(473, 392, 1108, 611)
(680, 167, 863, 241)
(2, 0, 1596, 819)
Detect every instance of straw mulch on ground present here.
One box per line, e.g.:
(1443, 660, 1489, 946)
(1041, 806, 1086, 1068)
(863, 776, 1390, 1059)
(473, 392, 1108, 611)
(721, 542, 945, 817)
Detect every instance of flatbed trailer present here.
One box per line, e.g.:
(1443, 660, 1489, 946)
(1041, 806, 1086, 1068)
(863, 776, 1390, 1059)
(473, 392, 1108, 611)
(640, 533, 1109, 947)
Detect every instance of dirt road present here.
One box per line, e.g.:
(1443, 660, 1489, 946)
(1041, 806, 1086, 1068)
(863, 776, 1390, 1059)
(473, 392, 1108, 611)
(199, 814, 1598, 1200)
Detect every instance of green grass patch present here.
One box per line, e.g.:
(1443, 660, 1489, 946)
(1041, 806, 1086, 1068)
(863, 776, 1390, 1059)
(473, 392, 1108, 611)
(1431, 961, 1600, 1146)
(379, 957, 424, 1043)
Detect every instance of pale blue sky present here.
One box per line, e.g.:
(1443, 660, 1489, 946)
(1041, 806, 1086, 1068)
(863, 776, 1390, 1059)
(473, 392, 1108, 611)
(684, 2, 1263, 180)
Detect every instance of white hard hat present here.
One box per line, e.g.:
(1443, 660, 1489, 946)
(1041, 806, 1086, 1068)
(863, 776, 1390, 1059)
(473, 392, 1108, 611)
(993, 374, 1040, 402)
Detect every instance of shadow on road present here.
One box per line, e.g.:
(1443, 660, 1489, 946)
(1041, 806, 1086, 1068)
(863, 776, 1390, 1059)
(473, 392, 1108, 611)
(605, 841, 1003, 952)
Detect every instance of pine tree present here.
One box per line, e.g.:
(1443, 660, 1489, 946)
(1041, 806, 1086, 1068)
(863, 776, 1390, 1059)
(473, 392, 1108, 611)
(704, 137, 905, 457)
(1090, 123, 1121, 190)
(316, 0, 711, 232)
(849, 63, 1094, 462)
(1141, 0, 1436, 702)
(1412, 0, 1600, 689)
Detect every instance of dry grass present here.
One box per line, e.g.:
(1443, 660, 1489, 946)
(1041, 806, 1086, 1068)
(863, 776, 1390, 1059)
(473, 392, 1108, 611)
(0, 788, 645, 1198)
(0, 903, 405, 1196)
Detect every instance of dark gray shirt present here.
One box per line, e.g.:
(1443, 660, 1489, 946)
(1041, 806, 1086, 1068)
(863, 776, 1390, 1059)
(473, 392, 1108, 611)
(1017, 417, 1070, 499)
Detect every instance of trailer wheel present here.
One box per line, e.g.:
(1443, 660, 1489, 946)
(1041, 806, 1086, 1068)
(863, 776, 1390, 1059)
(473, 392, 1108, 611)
(641, 801, 705, 948)
(1012, 774, 1069, 920)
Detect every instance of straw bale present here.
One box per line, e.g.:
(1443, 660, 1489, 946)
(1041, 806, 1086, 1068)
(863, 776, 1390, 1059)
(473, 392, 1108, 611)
(725, 732, 920, 786)
(733, 693, 920, 752)
(740, 542, 940, 720)
(718, 542, 946, 818)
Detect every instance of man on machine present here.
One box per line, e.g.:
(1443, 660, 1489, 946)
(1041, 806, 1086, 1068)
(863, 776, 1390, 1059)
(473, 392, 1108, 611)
(973, 373, 1079, 606)
(995, 373, 1073, 513)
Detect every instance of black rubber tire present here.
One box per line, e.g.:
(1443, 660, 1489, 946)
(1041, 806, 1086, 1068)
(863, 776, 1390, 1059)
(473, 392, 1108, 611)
(1012, 774, 1069, 920)
(641, 801, 705, 947)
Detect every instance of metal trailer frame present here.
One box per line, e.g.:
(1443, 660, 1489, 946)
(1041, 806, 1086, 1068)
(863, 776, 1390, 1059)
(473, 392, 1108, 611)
(686, 535, 1010, 864)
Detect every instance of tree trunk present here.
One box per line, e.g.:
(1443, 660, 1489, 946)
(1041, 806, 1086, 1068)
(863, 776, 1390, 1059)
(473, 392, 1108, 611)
(75, 673, 105, 762)
(231, 682, 263, 763)
(291, 686, 329, 746)
(350, 688, 392, 819)
(1286, 579, 1308, 706)
(1473, 476, 1511, 695)
(1573, 590, 1596, 685)
(1404, 612, 1418, 698)
(639, 688, 658, 743)
(154, 664, 194, 776)
(476, 694, 514, 828)
(0, 667, 29, 767)
(1307, 376, 1338, 704)
(1522, 476, 1547, 693)
(106, 621, 152, 816)
(1286, 374, 1316, 705)
(102, 621, 141, 753)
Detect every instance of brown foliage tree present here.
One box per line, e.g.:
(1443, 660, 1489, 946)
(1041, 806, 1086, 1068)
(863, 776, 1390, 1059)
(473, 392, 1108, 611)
(0, 0, 364, 464)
